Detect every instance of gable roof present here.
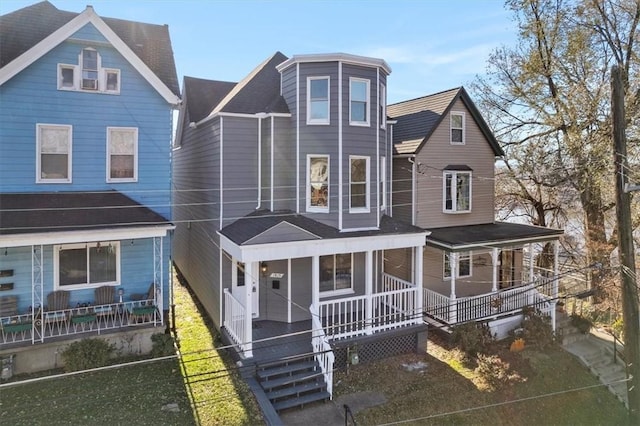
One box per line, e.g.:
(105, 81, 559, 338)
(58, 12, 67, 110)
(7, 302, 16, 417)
(388, 87, 504, 157)
(0, 1, 180, 102)
(183, 77, 237, 123)
(195, 52, 290, 124)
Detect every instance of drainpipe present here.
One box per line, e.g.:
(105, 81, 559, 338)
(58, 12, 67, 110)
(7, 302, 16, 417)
(256, 113, 267, 209)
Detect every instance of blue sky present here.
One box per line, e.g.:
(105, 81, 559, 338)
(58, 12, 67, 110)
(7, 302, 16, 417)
(1, 0, 516, 103)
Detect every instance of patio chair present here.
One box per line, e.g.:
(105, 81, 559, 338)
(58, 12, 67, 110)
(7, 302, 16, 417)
(128, 283, 157, 323)
(43, 290, 70, 323)
(94, 285, 115, 315)
(0, 295, 18, 324)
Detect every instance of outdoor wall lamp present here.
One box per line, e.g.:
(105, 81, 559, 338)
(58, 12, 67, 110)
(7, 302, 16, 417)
(260, 262, 268, 276)
(118, 288, 125, 303)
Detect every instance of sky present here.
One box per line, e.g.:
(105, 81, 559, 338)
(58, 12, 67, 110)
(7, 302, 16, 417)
(0, 0, 517, 104)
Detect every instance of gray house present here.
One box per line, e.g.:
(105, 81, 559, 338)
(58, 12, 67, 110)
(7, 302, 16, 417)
(387, 88, 564, 337)
(172, 52, 428, 410)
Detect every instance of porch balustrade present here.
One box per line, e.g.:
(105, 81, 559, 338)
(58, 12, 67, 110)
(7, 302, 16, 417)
(223, 289, 247, 352)
(310, 304, 334, 399)
(0, 300, 160, 346)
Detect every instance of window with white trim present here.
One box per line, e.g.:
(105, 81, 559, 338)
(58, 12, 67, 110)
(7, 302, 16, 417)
(350, 156, 369, 212)
(307, 155, 329, 212)
(55, 242, 120, 289)
(307, 77, 329, 124)
(444, 251, 472, 279)
(451, 112, 465, 144)
(380, 156, 387, 211)
(350, 78, 369, 126)
(107, 127, 138, 182)
(320, 253, 353, 294)
(57, 48, 120, 93)
(37, 124, 72, 183)
(443, 170, 471, 213)
(379, 83, 386, 128)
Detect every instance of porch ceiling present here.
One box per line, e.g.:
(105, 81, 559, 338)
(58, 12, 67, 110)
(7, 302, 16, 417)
(0, 191, 173, 247)
(426, 221, 563, 250)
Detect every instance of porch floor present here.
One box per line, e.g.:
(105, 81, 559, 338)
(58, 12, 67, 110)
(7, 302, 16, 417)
(251, 320, 312, 364)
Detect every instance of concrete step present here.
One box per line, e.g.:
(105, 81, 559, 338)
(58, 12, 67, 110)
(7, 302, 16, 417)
(272, 390, 331, 412)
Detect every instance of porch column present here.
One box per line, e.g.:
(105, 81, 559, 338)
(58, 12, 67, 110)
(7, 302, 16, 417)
(491, 248, 498, 293)
(32, 245, 44, 343)
(414, 245, 423, 325)
(552, 240, 560, 333)
(529, 243, 535, 284)
(365, 250, 373, 335)
(311, 255, 319, 311)
(449, 252, 458, 324)
(243, 261, 254, 358)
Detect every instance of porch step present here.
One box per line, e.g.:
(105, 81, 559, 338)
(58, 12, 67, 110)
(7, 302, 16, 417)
(256, 355, 329, 413)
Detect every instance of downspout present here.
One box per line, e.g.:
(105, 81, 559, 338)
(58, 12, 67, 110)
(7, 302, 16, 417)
(270, 115, 275, 211)
(256, 115, 263, 209)
(407, 156, 416, 226)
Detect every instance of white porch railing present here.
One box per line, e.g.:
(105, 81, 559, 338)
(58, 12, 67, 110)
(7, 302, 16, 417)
(223, 289, 247, 353)
(318, 282, 420, 340)
(382, 274, 415, 291)
(0, 300, 160, 346)
(424, 281, 553, 325)
(310, 304, 335, 399)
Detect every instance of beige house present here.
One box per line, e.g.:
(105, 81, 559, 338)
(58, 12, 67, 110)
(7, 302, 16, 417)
(387, 87, 563, 336)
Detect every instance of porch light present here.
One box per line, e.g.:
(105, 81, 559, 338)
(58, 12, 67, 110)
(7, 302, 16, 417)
(118, 288, 124, 303)
(260, 262, 268, 276)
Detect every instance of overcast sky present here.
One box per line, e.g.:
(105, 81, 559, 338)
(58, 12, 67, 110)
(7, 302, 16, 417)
(1, 0, 517, 103)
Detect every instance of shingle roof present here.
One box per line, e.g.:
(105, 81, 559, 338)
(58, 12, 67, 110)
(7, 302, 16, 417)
(426, 222, 563, 250)
(220, 210, 425, 246)
(183, 77, 236, 123)
(0, 1, 179, 96)
(0, 191, 171, 235)
(388, 87, 504, 156)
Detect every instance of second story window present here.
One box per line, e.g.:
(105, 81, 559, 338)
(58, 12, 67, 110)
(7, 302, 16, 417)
(37, 123, 72, 183)
(443, 169, 471, 213)
(350, 156, 369, 212)
(350, 78, 369, 126)
(451, 112, 465, 144)
(379, 83, 386, 128)
(307, 77, 329, 124)
(57, 48, 120, 94)
(307, 155, 329, 212)
(107, 127, 138, 182)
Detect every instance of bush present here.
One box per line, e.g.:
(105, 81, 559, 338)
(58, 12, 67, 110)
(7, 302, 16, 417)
(521, 307, 554, 349)
(476, 352, 527, 390)
(151, 332, 175, 357)
(570, 314, 592, 334)
(612, 318, 624, 340)
(62, 338, 115, 372)
(451, 322, 493, 357)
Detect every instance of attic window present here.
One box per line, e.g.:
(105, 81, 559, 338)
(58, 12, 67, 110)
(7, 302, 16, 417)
(450, 112, 465, 144)
(57, 48, 120, 94)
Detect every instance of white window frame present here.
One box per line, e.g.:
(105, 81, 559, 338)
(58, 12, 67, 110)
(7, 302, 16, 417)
(81, 48, 100, 91)
(379, 83, 386, 129)
(54, 241, 121, 290)
(107, 127, 138, 183)
(443, 251, 473, 280)
(450, 111, 465, 144)
(36, 123, 72, 183)
(307, 76, 330, 125)
(103, 68, 121, 94)
(349, 155, 370, 213)
(380, 156, 386, 211)
(319, 253, 354, 297)
(443, 170, 472, 213)
(349, 77, 370, 126)
(56, 48, 120, 94)
(306, 154, 330, 213)
(57, 64, 78, 90)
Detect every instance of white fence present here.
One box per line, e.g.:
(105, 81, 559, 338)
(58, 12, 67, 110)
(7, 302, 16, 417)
(223, 289, 247, 353)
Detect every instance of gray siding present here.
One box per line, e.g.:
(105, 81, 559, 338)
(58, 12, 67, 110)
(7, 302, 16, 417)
(259, 259, 289, 322)
(423, 246, 494, 297)
(391, 157, 413, 224)
(384, 248, 412, 282)
(272, 116, 296, 211)
(291, 257, 312, 322)
(414, 99, 496, 228)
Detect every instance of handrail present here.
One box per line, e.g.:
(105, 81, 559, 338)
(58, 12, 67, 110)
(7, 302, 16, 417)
(343, 404, 357, 425)
(310, 304, 335, 399)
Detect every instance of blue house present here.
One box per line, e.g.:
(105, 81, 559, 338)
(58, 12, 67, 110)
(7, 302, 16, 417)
(0, 1, 180, 371)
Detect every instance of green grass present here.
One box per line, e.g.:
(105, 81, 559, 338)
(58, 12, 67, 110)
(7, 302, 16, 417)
(0, 268, 262, 426)
(334, 336, 630, 425)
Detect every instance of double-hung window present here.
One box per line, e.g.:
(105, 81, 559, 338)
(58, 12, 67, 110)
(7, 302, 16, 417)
(443, 169, 471, 213)
(81, 48, 99, 90)
(451, 112, 465, 144)
(107, 127, 138, 182)
(444, 251, 472, 279)
(57, 48, 120, 93)
(37, 124, 72, 183)
(379, 83, 386, 128)
(349, 156, 369, 212)
(320, 254, 353, 294)
(350, 78, 369, 126)
(380, 156, 387, 211)
(55, 242, 120, 289)
(307, 155, 329, 211)
(307, 77, 329, 124)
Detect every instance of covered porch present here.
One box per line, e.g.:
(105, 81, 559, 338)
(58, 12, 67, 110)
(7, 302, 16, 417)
(421, 222, 564, 332)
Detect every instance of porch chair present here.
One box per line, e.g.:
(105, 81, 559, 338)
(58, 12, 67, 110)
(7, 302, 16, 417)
(94, 285, 115, 315)
(43, 290, 70, 323)
(128, 283, 157, 323)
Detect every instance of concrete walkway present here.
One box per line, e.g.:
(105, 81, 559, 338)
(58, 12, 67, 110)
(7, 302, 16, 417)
(559, 316, 629, 408)
(279, 391, 386, 426)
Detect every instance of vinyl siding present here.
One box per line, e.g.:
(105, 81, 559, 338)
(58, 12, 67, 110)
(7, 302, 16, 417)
(383, 248, 412, 282)
(414, 99, 496, 228)
(259, 259, 288, 322)
(423, 246, 494, 297)
(391, 157, 414, 224)
(271, 116, 296, 211)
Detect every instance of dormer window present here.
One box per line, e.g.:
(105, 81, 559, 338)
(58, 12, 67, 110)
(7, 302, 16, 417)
(57, 48, 120, 94)
(450, 112, 465, 144)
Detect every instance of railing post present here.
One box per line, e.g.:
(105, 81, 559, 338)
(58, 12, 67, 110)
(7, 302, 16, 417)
(243, 262, 253, 358)
(365, 250, 373, 335)
(491, 248, 498, 293)
(415, 245, 423, 324)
